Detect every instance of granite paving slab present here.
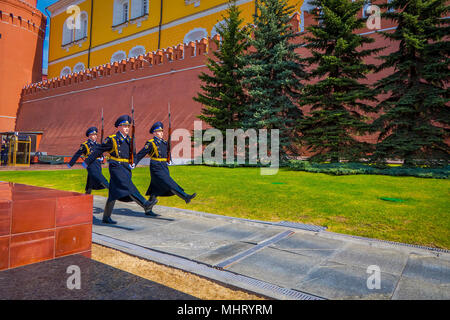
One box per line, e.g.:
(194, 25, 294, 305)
(0, 254, 197, 300)
(328, 243, 410, 276)
(195, 242, 255, 265)
(401, 254, 450, 285)
(294, 261, 399, 300)
(269, 231, 346, 258)
(227, 247, 322, 288)
(392, 277, 450, 300)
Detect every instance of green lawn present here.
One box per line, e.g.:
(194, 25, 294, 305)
(1, 166, 449, 249)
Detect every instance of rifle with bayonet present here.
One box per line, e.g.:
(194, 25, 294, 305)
(129, 96, 135, 165)
(167, 101, 172, 164)
(101, 108, 104, 143)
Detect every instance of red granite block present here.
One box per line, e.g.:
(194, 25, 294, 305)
(10, 230, 55, 268)
(78, 250, 91, 259)
(0, 236, 9, 271)
(0, 200, 11, 236)
(0, 182, 12, 201)
(11, 198, 56, 234)
(56, 195, 93, 227)
(55, 224, 92, 257)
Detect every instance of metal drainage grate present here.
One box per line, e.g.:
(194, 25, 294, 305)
(275, 221, 326, 233)
(92, 232, 325, 300)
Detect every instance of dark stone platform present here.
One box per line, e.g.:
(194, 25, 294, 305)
(0, 254, 197, 300)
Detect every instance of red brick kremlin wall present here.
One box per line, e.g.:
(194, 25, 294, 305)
(17, 9, 401, 157)
(0, 0, 46, 131)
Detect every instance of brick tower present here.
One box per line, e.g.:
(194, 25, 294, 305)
(0, 0, 46, 131)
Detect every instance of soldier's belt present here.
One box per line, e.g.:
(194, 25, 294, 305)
(151, 157, 167, 161)
(108, 156, 129, 162)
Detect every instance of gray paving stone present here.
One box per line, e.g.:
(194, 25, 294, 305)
(204, 223, 268, 241)
(269, 232, 345, 258)
(243, 228, 285, 244)
(195, 242, 255, 265)
(328, 243, 409, 276)
(402, 254, 450, 285)
(295, 261, 399, 300)
(162, 217, 228, 234)
(392, 277, 450, 300)
(155, 236, 234, 259)
(227, 247, 322, 288)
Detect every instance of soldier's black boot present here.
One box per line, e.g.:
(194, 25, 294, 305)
(144, 195, 159, 216)
(102, 200, 117, 224)
(171, 189, 197, 204)
(85, 188, 92, 195)
(130, 193, 159, 216)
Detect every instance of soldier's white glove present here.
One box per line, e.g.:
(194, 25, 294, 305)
(129, 163, 136, 170)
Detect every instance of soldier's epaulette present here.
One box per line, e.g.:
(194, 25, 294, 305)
(147, 139, 154, 143)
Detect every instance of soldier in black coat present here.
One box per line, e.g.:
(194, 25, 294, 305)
(84, 115, 157, 224)
(135, 121, 196, 215)
(67, 127, 109, 194)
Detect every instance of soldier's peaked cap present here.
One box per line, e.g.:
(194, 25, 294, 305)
(115, 115, 132, 127)
(86, 127, 98, 137)
(150, 121, 163, 134)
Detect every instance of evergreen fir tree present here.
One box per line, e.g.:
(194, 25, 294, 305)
(194, 0, 250, 134)
(240, 0, 307, 159)
(299, 0, 381, 163)
(372, 0, 449, 166)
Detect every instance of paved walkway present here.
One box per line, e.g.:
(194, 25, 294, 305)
(92, 196, 450, 300)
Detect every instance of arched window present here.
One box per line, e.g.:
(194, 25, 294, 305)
(113, 0, 129, 26)
(62, 17, 74, 45)
(111, 50, 127, 63)
(63, 12, 88, 45)
(362, 1, 371, 19)
(131, 0, 148, 19)
(387, 0, 395, 12)
(183, 28, 207, 44)
(75, 12, 88, 40)
(73, 62, 85, 73)
(129, 45, 146, 58)
(60, 66, 71, 77)
(211, 20, 225, 38)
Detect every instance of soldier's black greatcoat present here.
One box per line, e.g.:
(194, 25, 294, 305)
(68, 139, 109, 192)
(135, 135, 184, 197)
(85, 132, 140, 202)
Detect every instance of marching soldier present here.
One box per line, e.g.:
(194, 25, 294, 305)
(84, 115, 157, 224)
(135, 121, 196, 216)
(67, 127, 109, 194)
